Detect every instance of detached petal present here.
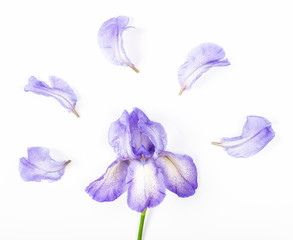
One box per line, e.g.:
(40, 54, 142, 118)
(108, 110, 135, 159)
(19, 147, 70, 182)
(178, 43, 230, 95)
(157, 151, 198, 197)
(213, 116, 275, 158)
(127, 159, 166, 212)
(25, 76, 79, 117)
(98, 16, 139, 73)
(130, 108, 167, 159)
(86, 159, 130, 202)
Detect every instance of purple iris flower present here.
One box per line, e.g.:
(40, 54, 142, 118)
(19, 147, 71, 182)
(178, 43, 230, 95)
(98, 16, 139, 73)
(212, 116, 275, 158)
(86, 108, 198, 212)
(25, 76, 79, 117)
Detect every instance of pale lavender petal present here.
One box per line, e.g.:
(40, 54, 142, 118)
(98, 16, 139, 73)
(19, 147, 70, 182)
(129, 109, 155, 158)
(108, 110, 135, 159)
(129, 108, 167, 159)
(126, 159, 166, 212)
(86, 159, 130, 202)
(25, 76, 79, 117)
(156, 151, 197, 197)
(213, 116, 275, 158)
(178, 43, 230, 95)
(49, 76, 77, 107)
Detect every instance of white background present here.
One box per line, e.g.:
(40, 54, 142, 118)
(0, 0, 292, 239)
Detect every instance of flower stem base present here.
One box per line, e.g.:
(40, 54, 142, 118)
(178, 86, 185, 96)
(137, 208, 147, 240)
(125, 62, 139, 73)
(72, 108, 80, 118)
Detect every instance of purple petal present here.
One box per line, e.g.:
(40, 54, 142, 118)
(19, 147, 70, 182)
(25, 76, 79, 117)
(108, 110, 136, 159)
(98, 16, 139, 73)
(213, 116, 275, 158)
(126, 159, 166, 212)
(156, 151, 198, 197)
(178, 43, 230, 95)
(129, 108, 167, 159)
(86, 159, 130, 202)
(129, 108, 154, 158)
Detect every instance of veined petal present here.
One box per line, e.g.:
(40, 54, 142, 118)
(49, 76, 77, 107)
(19, 147, 70, 182)
(130, 108, 167, 159)
(178, 43, 230, 95)
(157, 151, 198, 197)
(86, 159, 130, 202)
(212, 116, 275, 158)
(25, 76, 79, 117)
(98, 16, 139, 73)
(126, 159, 166, 212)
(108, 110, 135, 159)
(129, 108, 154, 158)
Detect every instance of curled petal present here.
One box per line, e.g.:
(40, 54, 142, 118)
(98, 16, 139, 73)
(19, 147, 70, 182)
(212, 116, 275, 158)
(25, 76, 79, 117)
(130, 108, 167, 159)
(129, 109, 154, 158)
(126, 159, 166, 212)
(157, 151, 198, 197)
(86, 159, 130, 202)
(108, 110, 135, 159)
(178, 43, 230, 95)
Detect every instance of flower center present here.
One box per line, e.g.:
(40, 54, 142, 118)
(132, 133, 155, 159)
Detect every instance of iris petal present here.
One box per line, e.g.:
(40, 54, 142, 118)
(108, 110, 135, 159)
(156, 151, 198, 197)
(19, 147, 70, 182)
(86, 159, 130, 202)
(126, 159, 166, 212)
(25, 76, 79, 117)
(178, 43, 230, 95)
(130, 108, 167, 158)
(213, 116, 275, 158)
(98, 16, 139, 72)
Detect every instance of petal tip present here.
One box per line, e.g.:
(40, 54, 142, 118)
(178, 86, 185, 96)
(211, 141, 223, 147)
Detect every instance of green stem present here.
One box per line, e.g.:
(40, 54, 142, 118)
(137, 208, 147, 240)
